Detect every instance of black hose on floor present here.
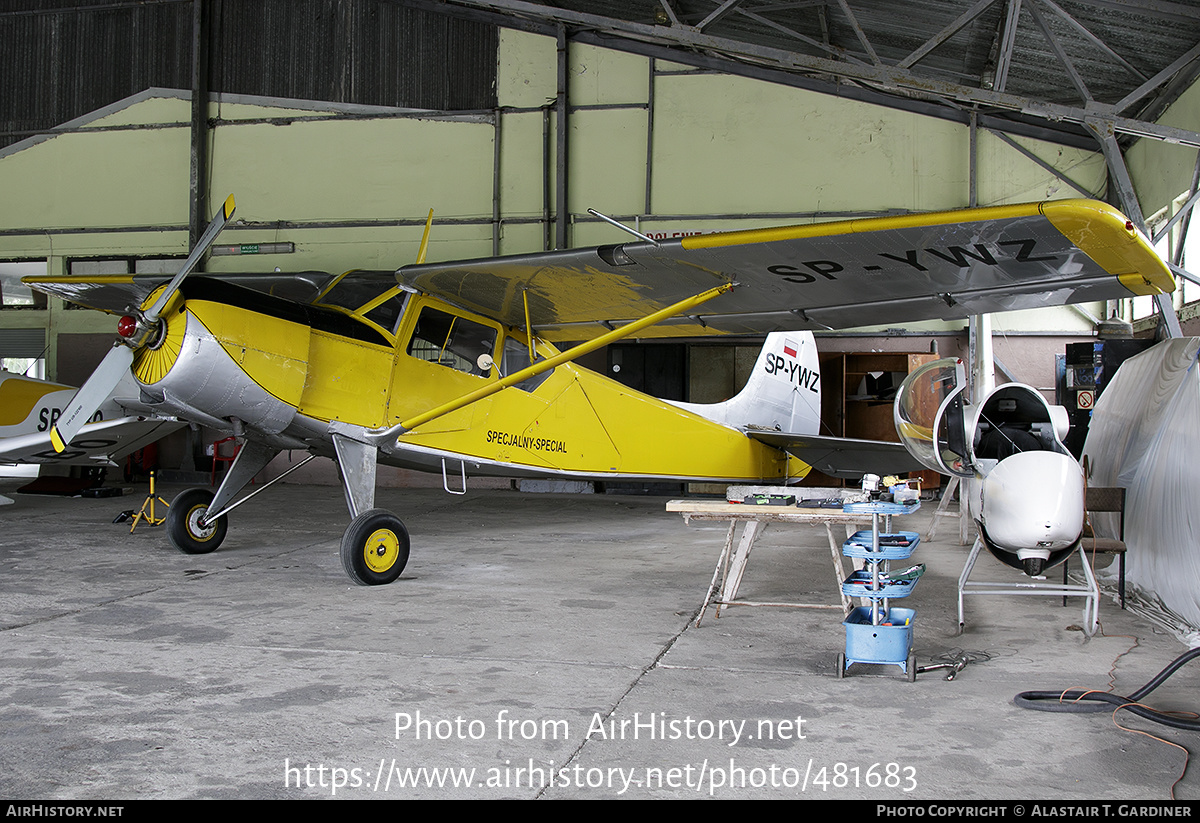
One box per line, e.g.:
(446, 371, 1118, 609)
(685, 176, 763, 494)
(1014, 646, 1200, 731)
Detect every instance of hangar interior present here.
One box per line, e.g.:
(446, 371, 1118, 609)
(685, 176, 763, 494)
(2, 0, 1200, 800)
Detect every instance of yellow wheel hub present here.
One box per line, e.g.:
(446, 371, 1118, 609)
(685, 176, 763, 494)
(363, 528, 400, 574)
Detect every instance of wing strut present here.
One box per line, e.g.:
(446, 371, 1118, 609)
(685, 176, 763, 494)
(397, 282, 735, 434)
(522, 288, 535, 366)
(415, 209, 434, 265)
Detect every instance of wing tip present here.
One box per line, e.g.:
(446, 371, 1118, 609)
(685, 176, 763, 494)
(1041, 199, 1175, 296)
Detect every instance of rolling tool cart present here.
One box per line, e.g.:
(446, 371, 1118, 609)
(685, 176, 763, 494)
(837, 500, 923, 680)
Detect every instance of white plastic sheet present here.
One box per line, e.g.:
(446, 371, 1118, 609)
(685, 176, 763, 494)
(1081, 338, 1200, 634)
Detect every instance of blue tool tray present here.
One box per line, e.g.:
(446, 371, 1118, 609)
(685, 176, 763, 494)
(842, 530, 920, 560)
(841, 570, 919, 599)
(843, 500, 921, 516)
(843, 607, 915, 665)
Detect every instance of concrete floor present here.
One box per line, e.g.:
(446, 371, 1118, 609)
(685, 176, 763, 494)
(1, 479, 1197, 800)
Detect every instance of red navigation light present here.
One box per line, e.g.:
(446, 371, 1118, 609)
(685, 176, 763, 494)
(117, 315, 138, 338)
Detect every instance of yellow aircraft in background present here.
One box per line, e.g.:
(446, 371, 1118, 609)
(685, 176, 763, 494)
(25, 196, 1172, 585)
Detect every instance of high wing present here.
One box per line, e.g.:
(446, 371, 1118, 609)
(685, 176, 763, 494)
(25, 271, 340, 314)
(747, 431, 926, 479)
(0, 417, 185, 466)
(397, 199, 1172, 341)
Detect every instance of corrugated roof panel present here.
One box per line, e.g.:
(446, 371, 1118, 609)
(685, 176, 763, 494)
(0, 0, 498, 150)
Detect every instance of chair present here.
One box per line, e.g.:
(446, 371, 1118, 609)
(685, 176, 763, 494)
(1064, 486, 1128, 609)
(210, 436, 240, 486)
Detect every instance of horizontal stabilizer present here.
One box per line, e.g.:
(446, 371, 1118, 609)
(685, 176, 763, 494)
(749, 431, 925, 479)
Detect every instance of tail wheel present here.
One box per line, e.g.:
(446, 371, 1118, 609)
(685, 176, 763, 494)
(341, 509, 409, 586)
(167, 488, 228, 555)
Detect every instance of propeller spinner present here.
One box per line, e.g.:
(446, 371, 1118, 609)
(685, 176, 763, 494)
(49, 195, 236, 453)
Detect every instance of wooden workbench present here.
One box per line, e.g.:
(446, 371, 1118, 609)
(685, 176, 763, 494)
(666, 498, 874, 625)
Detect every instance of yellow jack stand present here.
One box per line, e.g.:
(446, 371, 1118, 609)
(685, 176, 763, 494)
(130, 471, 169, 532)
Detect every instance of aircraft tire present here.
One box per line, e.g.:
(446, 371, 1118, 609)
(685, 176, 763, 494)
(167, 488, 228, 555)
(340, 509, 409, 586)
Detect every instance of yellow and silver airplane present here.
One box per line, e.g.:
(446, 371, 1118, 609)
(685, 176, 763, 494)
(24, 196, 1173, 585)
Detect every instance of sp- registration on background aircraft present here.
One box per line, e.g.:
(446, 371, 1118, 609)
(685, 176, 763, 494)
(24, 196, 1173, 586)
(0, 370, 183, 469)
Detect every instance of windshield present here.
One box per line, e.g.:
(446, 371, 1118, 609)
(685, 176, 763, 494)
(894, 358, 974, 477)
(315, 271, 405, 331)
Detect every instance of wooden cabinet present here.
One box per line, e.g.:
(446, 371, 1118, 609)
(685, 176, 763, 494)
(805, 351, 939, 487)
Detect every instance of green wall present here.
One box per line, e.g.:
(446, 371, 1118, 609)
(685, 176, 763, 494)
(1127, 79, 1200, 222)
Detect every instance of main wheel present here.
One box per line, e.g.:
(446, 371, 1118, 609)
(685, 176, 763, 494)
(340, 509, 409, 586)
(167, 488, 228, 555)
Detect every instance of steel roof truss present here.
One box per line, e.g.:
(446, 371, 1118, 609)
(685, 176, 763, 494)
(441, 1, 1200, 150)
(897, 0, 1000, 70)
(1114, 41, 1200, 116)
(696, 0, 744, 32)
(1037, 0, 1147, 82)
(834, 0, 881, 65)
(1027, 1, 1092, 104)
(991, 0, 1023, 94)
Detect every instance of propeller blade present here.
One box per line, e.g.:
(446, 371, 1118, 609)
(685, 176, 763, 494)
(144, 194, 236, 322)
(49, 344, 135, 453)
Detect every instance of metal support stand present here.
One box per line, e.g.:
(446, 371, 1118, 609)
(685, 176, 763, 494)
(957, 537, 1100, 636)
(926, 475, 968, 545)
(129, 470, 168, 532)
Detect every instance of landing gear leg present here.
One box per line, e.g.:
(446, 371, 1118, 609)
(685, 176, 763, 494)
(165, 440, 278, 556)
(332, 434, 408, 586)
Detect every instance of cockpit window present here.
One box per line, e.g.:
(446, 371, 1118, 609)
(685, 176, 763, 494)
(500, 335, 553, 392)
(314, 271, 407, 334)
(406, 306, 497, 378)
(315, 271, 397, 312)
(362, 295, 405, 333)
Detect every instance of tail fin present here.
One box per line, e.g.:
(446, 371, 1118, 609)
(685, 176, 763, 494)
(670, 332, 821, 434)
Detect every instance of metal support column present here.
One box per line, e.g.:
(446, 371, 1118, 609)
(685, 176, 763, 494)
(492, 108, 502, 256)
(189, 0, 211, 254)
(968, 313, 994, 404)
(644, 58, 656, 217)
(969, 111, 978, 209)
(542, 106, 552, 251)
(1167, 152, 1200, 272)
(1087, 118, 1182, 337)
(555, 24, 569, 250)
